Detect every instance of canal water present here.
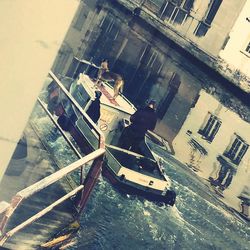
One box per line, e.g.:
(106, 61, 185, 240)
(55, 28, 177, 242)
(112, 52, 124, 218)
(70, 141, 249, 250)
(32, 103, 249, 250)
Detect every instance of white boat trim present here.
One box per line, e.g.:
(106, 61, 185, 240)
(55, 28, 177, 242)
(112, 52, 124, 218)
(117, 167, 170, 191)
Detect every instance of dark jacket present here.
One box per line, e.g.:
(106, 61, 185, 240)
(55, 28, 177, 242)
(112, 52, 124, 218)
(129, 106, 157, 137)
(86, 98, 101, 123)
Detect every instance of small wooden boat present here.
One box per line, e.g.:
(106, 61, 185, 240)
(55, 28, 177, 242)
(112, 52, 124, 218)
(47, 72, 176, 206)
(103, 144, 176, 206)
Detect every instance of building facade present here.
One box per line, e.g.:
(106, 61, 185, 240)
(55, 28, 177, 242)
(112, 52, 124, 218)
(173, 90, 250, 208)
(132, 0, 246, 57)
(115, 0, 250, 91)
(219, 0, 250, 79)
(52, 0, 250, 93)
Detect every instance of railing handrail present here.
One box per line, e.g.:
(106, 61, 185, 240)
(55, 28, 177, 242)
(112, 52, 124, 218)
(0, 185, 84, 246)
(18, 148, 105, 198)
(0, 149, 105, 238)
(48, 70, 105, 149)
(0, 71, 106, 245)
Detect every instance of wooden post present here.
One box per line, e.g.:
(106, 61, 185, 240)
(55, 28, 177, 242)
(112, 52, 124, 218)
(77, 158, 103, 213)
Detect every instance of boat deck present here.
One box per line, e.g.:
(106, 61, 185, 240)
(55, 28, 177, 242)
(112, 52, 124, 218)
(78, 74, 136, 114)
(106, 146, 165, 180)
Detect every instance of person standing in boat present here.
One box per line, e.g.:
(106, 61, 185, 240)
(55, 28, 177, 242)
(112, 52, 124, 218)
(86, 91, 102, 124)
(96, 59, 109, 85)
(118, 100, 157, 153)
(113, 77, 124, 100)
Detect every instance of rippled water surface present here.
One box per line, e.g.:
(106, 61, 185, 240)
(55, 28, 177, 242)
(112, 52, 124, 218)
(70, 144, 249, 250)
(32, 89, 249, 250)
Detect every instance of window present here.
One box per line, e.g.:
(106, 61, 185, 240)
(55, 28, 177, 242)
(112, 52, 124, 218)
(159, 0, 194, 24)
(224, 135, 249, 165)
(204, 0, 222, 25)
(245, 42, 250, 54)
(194, 0, 222, 37)
(198, 113, 221, 142)
(182, 0, 194, 11)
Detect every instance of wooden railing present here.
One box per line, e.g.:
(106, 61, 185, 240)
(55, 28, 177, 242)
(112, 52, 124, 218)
(0, 149, 105, 245)
(0, 71, 105, 246)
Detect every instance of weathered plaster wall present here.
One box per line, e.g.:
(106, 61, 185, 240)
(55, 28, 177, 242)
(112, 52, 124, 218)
(187, 0, 246, 55)
(219, 0, 250, 78)
(173, 90, 250, 208)
(114, 0, 250, 92)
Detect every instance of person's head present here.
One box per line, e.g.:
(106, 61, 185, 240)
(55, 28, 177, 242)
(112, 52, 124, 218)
(147, 99, 156, 110)
(102, 59, 108, 64)
(95, 91, 102, 99)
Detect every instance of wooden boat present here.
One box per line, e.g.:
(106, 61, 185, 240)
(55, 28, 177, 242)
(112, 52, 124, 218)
(103, 143, 176, 205)
(47, 73, 176, 206)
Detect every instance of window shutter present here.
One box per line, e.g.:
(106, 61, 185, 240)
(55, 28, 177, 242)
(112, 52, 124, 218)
(208, 120, 221, 142)
(235, 144, 249, 165)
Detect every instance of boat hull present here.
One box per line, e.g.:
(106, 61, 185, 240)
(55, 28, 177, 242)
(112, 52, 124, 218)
(102, 163, 176, 206)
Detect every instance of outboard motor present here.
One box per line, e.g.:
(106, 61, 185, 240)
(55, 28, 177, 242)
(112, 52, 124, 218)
(165, 190, 176, 206)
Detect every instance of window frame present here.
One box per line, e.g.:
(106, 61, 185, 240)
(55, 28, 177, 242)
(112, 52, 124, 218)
(198, 112, 221, 143)
(204, 0, 222, 26)
(224, 134, 249, 165)
(159, 0, 194, 24)
(194, 0, 222, 37)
